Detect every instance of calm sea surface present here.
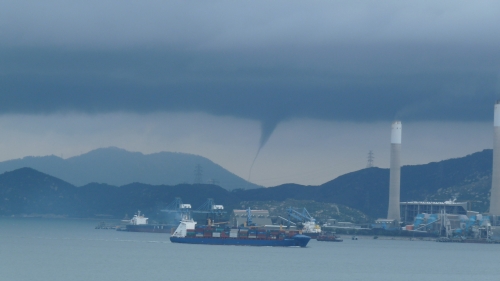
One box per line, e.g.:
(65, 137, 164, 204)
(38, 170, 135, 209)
(1, 218, 499, 281)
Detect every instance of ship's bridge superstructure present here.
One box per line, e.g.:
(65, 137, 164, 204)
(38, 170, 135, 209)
(129, 210, 148, 225)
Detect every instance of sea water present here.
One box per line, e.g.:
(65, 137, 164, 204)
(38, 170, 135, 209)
(1, 218, 499, 281)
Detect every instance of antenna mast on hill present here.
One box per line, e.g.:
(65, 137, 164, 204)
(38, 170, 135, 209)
(367, 150, 374, 168)
(194, 164, 203, 184)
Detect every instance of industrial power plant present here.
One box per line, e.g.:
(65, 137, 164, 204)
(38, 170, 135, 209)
(489, 101, 500, 216)
(387, 121, 402, 222)
(93, 102, 500, 244)
(373, 102, 500, 243)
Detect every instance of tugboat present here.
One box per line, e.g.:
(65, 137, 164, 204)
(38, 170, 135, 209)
(316, 231, 343, 242)
(169, 208, 311, 247)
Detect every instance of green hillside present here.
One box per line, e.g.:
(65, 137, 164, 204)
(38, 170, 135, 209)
(0, 150, 494, 222)
(240, 199, 370, 224)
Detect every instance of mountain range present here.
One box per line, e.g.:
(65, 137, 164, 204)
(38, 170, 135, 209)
(0, 147, 262, 190)
(0, 149, 494, 220)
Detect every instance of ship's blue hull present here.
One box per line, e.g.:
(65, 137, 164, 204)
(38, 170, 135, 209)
(170, 235, 310, 247)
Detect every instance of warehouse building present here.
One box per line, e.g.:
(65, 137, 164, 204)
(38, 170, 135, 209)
(400, 201, 468, 224)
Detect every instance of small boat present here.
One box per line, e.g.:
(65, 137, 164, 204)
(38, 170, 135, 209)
(316, 232, 343, 242)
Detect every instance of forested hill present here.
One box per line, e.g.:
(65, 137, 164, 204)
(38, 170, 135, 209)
(316, 149, 492, 217)
(0, 150, 494, 219)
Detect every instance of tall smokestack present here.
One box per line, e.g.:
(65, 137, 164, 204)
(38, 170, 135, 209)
(387, 121, 402, 221)
(490, 101, 500, 215)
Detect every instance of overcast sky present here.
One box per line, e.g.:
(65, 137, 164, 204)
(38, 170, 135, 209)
(1, 1, 500, 186)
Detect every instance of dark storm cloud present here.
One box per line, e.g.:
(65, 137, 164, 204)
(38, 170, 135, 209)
(1, 0, 500, 125)
(2, 46, 498, 122)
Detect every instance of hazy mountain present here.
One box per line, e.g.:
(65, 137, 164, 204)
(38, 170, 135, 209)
(0, 147, 262, 190)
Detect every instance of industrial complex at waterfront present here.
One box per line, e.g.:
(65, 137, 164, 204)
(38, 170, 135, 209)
(95, 101, 500, 245)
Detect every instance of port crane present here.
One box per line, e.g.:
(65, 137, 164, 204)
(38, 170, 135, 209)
(286, 207, 320, 234)
(192, 198, 226, 224)
(245, 208, 256, 226)
(277, 216, 296, 227)
(286, 207, 315, 225)
(161, 197, 192, 221)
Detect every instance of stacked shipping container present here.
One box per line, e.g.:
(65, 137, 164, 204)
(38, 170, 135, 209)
(184, 226, 299, 240)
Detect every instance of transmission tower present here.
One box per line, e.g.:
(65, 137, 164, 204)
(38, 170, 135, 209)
(366, 150, 374, 168)
(194, 164, 203, 184)
(208, 179, 219, 185)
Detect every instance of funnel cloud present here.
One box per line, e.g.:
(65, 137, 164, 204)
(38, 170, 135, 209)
(248, 119, 279, 180)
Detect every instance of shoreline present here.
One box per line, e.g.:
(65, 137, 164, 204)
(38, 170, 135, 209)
(0, 215, 122, 222)
(337, 234, 437, 242)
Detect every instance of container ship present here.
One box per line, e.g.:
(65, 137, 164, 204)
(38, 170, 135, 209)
(170, 219, 311, 247)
